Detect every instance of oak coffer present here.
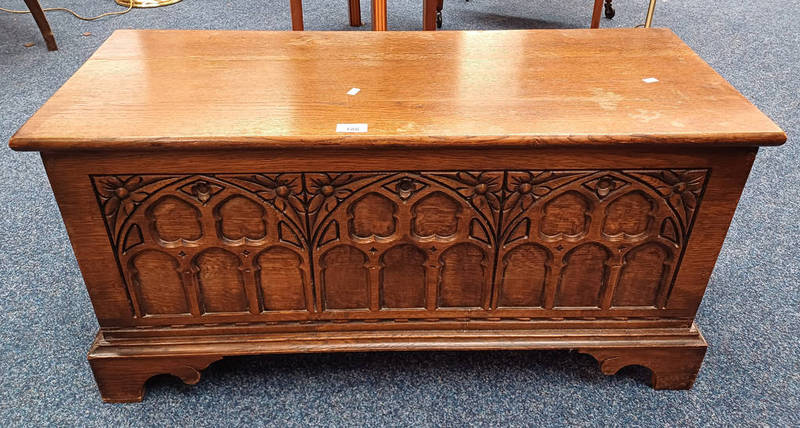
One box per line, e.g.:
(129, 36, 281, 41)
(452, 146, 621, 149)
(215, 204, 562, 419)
(10, 29, 785, 402)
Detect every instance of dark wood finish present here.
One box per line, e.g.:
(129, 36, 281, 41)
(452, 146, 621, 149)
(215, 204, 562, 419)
(348, 0, 363, 27)
(290, 0, 304, 30)
(428, 0, 611, 30)
(423, 0, 437, 30)
(10, 29, 785, 402)
(289, 0, 379, 31)
(591, 0, 604, 28)
(23, 0, 57, 51)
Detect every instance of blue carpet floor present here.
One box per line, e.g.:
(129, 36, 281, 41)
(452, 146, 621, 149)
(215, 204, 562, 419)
(1, 0, 798, 425)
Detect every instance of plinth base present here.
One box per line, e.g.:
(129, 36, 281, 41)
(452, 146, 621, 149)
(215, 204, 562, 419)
(89, 323, 708, 402)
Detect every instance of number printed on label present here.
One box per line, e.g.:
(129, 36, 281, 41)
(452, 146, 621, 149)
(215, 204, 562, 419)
(336, 123, 368, 133)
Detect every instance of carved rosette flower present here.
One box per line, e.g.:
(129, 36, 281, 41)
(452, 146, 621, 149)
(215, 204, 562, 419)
(305, 173, 359, 215)
(453, 172, 502, 211)
(660, 170, 705, 210)
(625, 169, 707, 230)
(504, 171, 553, 211)
(250, 174, 304, 214)
(97, 176, 149, 220)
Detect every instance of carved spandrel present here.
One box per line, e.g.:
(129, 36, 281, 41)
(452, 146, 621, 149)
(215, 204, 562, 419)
(425, 171, 504, 235)
(93, 175, 185, 245)
(623, 169, 708, 231)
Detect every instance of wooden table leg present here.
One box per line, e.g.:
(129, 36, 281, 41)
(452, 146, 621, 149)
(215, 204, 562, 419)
(349, 0, 363, 27)
(290, 0, 304, 30)
(591, 0, 603, 28)
(23, 0, 57, 51)
(371, 0, 387, 30)
(423, 0, 437, 30)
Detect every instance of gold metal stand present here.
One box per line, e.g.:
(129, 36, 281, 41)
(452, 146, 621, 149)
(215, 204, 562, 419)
(644, 0, 657, 27)
(115, 0, 181, 8)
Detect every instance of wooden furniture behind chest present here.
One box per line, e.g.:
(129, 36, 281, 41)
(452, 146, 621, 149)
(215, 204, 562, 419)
(10, 29, 785, 402)
(22, 0, 58, 50)
(289, 0, 614, 31)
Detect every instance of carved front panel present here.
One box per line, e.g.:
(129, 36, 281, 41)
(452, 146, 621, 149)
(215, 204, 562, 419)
(92, 169, 707, 322)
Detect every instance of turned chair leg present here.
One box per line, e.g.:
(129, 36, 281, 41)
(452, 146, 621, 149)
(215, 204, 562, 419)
(371, 0, 387, 30)
(423, 0, 437, 30)
(591, 0, 603, 28)
(290, 0, 304, 30)
(23, 0, 57, 51)
(348, 0, 362, 27)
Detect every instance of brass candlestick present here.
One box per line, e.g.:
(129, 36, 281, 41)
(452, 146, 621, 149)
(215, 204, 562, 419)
(115, 0, 182, 7)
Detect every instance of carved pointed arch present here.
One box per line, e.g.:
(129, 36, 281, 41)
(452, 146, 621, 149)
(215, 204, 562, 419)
(556, 243, 612, 307)
(380, 244, 427, 309)
(439, 242, 490, 308)
(497, 243, 552, 308)
(348, 192, 397, 242)
(411, 191, 462, 240)
(602, 190, 656, 241)
(310, 173, 495, 314)
(115, 175, 309, 253)
(192, 247, 248, 313)
(319, 245, 370, 310)
(310, 173, 494, 250)
(128, 250, 189, 315)
(613, 242, 674, 307)
(146, 195, 203, 247)
(214, 195, 268, 245)
(255, 246, 309, 311)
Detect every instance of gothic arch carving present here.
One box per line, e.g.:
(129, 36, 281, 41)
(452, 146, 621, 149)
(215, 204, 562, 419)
(214, 195, 268, 245)
(128, 250, 189, 315)
(192, 248, 248, 313)
(497, 243, 551, 308)
(556, 243, 612, 307)
(92, 169, 706, 323)
(613, 242, 674, 307)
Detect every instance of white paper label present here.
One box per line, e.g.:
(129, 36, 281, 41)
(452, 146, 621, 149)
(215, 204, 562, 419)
(642, 77, 659, 83)
(336, 123, 368, 133)
(346, 87, 361, 95)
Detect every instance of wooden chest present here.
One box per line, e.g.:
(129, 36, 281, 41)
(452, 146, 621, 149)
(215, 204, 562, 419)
(10, 29, 785, 402)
